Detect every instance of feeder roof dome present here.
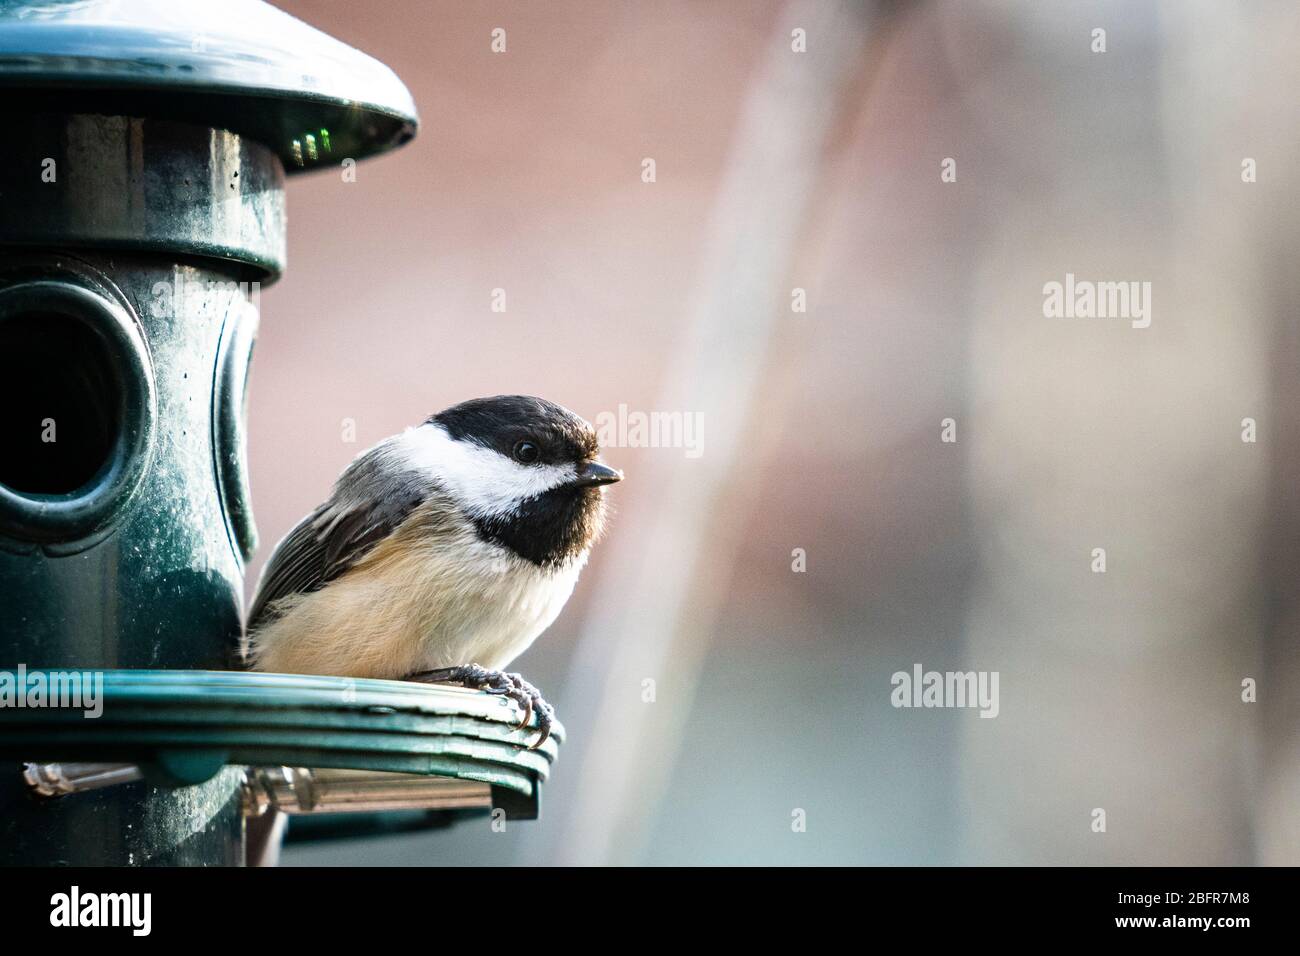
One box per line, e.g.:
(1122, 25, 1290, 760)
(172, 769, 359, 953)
(0, 0, 418, 172)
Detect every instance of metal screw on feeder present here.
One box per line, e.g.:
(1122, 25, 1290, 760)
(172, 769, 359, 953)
(0, 1, 570, 868)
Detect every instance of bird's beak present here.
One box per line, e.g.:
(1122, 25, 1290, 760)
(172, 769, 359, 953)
(573, 460, 623, 487)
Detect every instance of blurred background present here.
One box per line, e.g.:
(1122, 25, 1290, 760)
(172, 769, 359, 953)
(252, 0, 1300, 865)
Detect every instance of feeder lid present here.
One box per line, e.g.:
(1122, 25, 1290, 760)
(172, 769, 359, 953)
(0, 0, 418, 172)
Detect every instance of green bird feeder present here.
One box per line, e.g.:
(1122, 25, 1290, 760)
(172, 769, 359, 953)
(0, 0, 558, 866)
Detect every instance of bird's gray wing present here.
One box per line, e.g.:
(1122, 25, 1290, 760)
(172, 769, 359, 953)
(246, 440, 434, 631)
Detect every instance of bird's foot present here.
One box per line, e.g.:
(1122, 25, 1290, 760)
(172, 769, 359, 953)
(502, 671, 555, 750)
(406, 664, 555, 750)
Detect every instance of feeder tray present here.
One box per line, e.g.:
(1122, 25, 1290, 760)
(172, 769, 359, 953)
(0, 670, 563, 821)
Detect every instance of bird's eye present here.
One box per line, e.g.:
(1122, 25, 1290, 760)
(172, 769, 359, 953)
(513, 440, 540, 464)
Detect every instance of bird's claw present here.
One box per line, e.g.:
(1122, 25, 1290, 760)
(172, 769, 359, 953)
(504, 672, 554, 750)
(406, 664, 554, 749)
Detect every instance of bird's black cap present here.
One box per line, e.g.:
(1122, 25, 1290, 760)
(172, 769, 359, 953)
(430, 395, 600, 465)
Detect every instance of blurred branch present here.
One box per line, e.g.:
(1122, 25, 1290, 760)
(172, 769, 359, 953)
(541, 0, 884, 866)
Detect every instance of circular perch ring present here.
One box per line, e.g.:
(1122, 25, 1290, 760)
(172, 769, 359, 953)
(0, 670, 564, 797)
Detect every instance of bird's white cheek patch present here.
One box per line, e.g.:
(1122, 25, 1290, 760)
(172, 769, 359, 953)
(398, 424, 574, 517)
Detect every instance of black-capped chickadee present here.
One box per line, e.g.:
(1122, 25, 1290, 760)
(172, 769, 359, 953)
(244, 395, 622, 746)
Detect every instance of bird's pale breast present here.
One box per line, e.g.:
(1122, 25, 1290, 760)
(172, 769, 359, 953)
(248, 501, 585, 678)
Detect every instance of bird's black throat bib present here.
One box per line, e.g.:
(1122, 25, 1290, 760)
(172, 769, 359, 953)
(472, 484, 604, 567)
